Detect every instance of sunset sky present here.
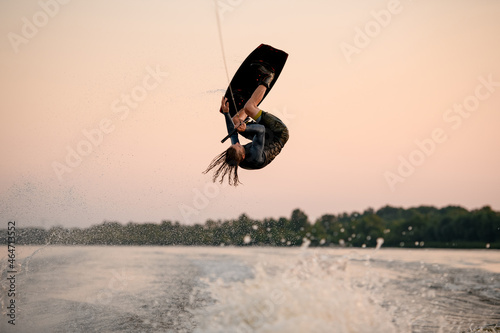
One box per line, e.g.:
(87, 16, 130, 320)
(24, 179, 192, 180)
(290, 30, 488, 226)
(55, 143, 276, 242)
(1, 0, 499, 228)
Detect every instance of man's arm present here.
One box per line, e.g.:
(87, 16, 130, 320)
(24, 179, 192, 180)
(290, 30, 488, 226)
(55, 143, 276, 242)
(223, 112, 239, 145)
(221, 96, 241, 145)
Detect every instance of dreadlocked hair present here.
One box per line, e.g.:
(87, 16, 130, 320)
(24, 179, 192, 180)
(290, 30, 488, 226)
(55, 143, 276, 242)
(203, 146, 242, 186)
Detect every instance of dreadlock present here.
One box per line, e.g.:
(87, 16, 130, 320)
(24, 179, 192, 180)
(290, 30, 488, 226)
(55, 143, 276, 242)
(203, 146, 242, 186)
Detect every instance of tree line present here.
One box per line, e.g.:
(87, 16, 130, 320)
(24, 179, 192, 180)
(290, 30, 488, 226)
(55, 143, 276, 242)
(1, 205, 499, 248)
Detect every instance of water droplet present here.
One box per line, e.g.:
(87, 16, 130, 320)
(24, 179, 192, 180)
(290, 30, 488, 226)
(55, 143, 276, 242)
(376, 238, 384, 250)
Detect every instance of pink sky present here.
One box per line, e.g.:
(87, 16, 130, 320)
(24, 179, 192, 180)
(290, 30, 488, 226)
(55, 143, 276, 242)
(1, 0, 499, 228)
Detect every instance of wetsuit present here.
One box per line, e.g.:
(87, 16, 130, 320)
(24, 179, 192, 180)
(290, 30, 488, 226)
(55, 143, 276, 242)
(224, 111, 289, 170)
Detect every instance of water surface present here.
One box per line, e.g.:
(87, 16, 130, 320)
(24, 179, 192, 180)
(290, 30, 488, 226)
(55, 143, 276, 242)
(0, 246, 499, 332)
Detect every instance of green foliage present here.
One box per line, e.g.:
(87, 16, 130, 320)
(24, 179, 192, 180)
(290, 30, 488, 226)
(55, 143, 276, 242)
(1, 205, 499, 248)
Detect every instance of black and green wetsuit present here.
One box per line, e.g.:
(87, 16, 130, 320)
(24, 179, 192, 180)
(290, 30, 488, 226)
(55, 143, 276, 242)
(224, 111, 289, 170)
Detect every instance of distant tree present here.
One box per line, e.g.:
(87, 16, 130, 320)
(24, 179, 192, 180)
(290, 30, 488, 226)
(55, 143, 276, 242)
(2, 205, 499, 248)
(289, 209, 309, 232)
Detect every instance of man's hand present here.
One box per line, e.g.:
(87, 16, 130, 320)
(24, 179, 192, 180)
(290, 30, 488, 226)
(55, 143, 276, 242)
(222, 96, 246, 132)
(221, 97, 229, 113)
(235, 121, 246, 132)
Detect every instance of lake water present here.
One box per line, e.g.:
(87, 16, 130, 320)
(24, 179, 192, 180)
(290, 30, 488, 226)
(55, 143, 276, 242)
(0, 246, 499, 333)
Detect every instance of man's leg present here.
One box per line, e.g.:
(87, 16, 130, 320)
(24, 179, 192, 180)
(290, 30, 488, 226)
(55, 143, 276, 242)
(232, 62, 275, 123)
(243, 84, 267, 119)
(232, 84, 267, 124)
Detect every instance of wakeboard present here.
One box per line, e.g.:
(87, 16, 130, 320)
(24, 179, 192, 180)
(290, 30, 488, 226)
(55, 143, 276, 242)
(220, 44, 288, 117)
